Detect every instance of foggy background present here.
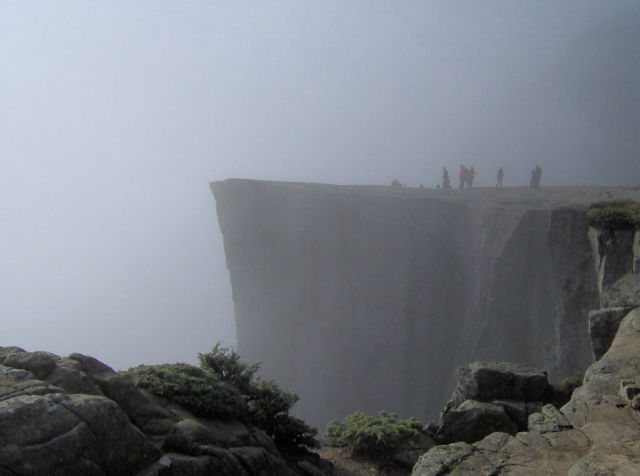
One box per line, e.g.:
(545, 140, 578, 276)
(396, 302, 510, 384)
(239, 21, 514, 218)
(2, 1, 639, 370)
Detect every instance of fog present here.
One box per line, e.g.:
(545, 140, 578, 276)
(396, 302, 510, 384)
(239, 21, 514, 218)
(1, 1, 638, 370)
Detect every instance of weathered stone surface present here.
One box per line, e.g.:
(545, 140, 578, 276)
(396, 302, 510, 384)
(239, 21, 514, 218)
(229, 446, 296, 476)
(439, 400, 518, 443)
(413, 308, 640, 475)
(0, 392, 160, 475)
(0, 349, 59, 380)
(589, 227, 640, 308)
(563, 307, 640, 427)
(155, 452, 249, 476)
(0, 364, 60, 401)
(589, 307, 633, 360)
(412, 441, 474, 476)
(391, 432, 436, 469)
(68, 353, 176, 437)
(0, 346, 324, 476)
(453, 361, 551, 403)
(527, 404, 572, 433)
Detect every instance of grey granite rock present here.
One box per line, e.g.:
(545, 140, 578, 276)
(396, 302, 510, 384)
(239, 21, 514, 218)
(589, 307, 634, 360)
(0, 346, 321, 476)
(439, 400, 518, 443)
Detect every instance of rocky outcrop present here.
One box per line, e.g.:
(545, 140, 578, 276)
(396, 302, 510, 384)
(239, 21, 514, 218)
(212, 181, 640, 427)
(588, 306, 634, 360)
(413, 307, 640, 475)
(412, 214, 640, 475)
(589, 227, 640, 308)
(433, 362, 553, 444)
(0, 347, 325, 476)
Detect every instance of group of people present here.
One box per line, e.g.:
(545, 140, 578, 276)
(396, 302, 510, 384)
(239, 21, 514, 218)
(530, 165, 542, 189)
(438, 165, 542, 189)
(441, 165, 476, 189)
(395, 164, 543, 190)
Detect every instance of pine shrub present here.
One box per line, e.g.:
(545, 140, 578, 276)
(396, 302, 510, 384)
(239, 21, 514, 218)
(326, 411, 424, 461)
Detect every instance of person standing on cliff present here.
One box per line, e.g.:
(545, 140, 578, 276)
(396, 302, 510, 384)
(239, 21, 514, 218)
(496, 166, 504, 187)
(467, 166, 476, 187)
(442, 167, 451, 190)
(459, 165, 467, 189)
(535, 165, 542, 188)
(530, 165, 542, 189)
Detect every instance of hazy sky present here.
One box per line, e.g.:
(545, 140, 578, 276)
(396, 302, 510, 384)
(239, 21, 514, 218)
(2, 1, 638, 370)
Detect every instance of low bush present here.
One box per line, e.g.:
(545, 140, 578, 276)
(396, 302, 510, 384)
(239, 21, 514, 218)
(326, 411, 424, 462)
(198, 344, 319, 452)
(125, 344, 319, 452)
(123, 363, 246, 419)
(587, 200, 640, 230)
(197, 342, 259, 394)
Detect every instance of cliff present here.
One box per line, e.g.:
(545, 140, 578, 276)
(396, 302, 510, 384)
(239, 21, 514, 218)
(211, 179, 640, 428)
(412, 218, 640, 475)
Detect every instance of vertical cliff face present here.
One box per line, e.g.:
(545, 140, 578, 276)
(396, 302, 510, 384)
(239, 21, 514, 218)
(212, 180, 636, 428)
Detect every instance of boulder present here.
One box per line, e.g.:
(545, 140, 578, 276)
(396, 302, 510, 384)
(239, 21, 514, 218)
(0, 350, 59, 380)
(438, 400, 518, 444)
(412, 441, 474, 476)
(0, 346, 326, 476)
(67, 353, 176, 437)
(0, 393, 160, 475)
(528, 404, 573, 433)
(492, 399, 544, 429)
(452, 361, 551, 404)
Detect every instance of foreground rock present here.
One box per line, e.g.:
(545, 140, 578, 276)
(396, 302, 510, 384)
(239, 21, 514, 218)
(413, 307, 640, 475)
(0, 347, 327, 476)
(434, 361, 553, 444)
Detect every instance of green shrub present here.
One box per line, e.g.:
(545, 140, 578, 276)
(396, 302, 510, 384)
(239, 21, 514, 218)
(125, 346, 320, 452)
(197, 343, 259, 394)
(326, 411, 424, 462)
(587, 200, 640, 230)
(123, 363, 246, 419)
(198, 344, 319, 451)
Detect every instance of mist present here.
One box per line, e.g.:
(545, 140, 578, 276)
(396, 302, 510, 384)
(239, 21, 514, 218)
(1, 0, 638, 370)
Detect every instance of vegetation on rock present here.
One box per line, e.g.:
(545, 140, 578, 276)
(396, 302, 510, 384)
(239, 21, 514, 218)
(199, 343, 319, 452)
(326, 411, 424, 462)
(124, 343, 319, 452)
(587, 200, 640, 230)
(124, 363, 246, 419)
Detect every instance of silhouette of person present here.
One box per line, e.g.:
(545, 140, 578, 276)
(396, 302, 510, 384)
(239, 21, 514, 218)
(496, 166, 504, 187)
(530, 165, 542, 189)
(459, 165, 467, 189)
(442, 167, 451, 190)
(467, 166, 476, 188)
